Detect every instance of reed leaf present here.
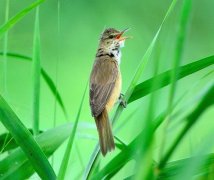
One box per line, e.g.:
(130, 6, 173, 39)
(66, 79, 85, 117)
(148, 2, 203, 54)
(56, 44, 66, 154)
(32, 7, 41, 135)
(0, 52, 67, 118)
(158, 84, 214, 170)
(0, 95, 56, 179)
(129, 55, 214, 103)
(0, 0, 45, 39)
(58, 83, 88, 180)
(0, 123, 72, 179)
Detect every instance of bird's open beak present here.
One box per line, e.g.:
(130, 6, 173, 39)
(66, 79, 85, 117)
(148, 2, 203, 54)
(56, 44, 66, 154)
(116, 28, 130, 41)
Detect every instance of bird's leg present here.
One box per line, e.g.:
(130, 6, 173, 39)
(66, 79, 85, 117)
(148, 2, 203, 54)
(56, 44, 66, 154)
(119, 93, 127, 108)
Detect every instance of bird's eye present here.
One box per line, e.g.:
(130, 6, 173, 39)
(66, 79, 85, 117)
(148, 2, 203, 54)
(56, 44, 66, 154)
(109, 35, 114, 39)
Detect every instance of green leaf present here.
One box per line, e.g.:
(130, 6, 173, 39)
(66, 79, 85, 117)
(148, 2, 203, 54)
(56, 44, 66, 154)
(129, 55, 214, 103)
(158, 84, 214, 170)
(125, 153, 214, 180)
(0, 95, 56, 179)
(32, 7, 41, 135)
(58, 82, 88, 180)
(158, 153, 214, 179)
(0, 123, 72, 179)
(41, 69, 68, 118)
(2, 0, 10, 95)
(0, 129, 42, 153)
(0, 52, 68, 118)
(0, 0, 45, 39)
(157, 1, 192, 178)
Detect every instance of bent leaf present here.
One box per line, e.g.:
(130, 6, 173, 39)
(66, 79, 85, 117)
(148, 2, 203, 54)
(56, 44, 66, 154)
(0, 95, 56, 179)
(0, 123, 72, 179)
(0, 0, 45, 39)
(129, 55, 214, 103)
(0, 52, 67, 118)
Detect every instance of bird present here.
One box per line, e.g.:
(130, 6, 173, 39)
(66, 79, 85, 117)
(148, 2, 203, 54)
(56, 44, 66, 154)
(89, 28, 129, 156)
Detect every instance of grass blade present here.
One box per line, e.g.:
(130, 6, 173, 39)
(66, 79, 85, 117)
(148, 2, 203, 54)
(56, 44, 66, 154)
(32, 7, 41, 135)
(0, 52, 68, 118)
(159, 0, 192, 166)
(58, 82, 88, 180)
(0, 0, 45, 39)
(41, 69, 68, 118)
(0, 95, 56, 179)
(173, 132, 214, 180)
(0, 123, 72, 179)
(159, 153, 214, 179)
(0, 129, 42, 153)
(2, 0, 10, 95)
(126, 154, 214, 180)
(158, 84, 214, 171)
(129, 55, 214, 103)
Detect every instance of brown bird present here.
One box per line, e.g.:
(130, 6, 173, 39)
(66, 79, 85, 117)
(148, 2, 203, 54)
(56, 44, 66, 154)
(89, 28, 129, 156)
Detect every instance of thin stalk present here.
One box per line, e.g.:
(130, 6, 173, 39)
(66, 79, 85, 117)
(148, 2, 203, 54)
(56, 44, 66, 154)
(58, 83, 88, 180)
(52, 0, 61, 166)
(135, 43, 161, 180)
(2, 0, 10, 96)
(32, 7, 41, 135)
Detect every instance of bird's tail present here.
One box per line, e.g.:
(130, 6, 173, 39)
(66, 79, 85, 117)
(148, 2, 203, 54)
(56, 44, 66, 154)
(95, 108, 115, 156)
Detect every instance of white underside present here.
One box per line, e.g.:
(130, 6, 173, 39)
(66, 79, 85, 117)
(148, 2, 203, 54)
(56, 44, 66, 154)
(106, 40, 125, 65)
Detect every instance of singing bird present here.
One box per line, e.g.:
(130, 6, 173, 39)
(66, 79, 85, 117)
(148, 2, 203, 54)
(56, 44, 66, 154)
(89, 28, 129, 156)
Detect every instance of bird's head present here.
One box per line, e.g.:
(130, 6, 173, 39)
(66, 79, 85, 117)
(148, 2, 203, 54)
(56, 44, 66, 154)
(99, 28, 129, 49)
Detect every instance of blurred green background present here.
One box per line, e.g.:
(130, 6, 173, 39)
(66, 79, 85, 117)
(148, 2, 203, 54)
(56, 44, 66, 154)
(0, 0, 213, 179)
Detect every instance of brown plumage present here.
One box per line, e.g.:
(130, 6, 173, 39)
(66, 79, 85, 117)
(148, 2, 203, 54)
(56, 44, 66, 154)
(90, 28, 128, 156)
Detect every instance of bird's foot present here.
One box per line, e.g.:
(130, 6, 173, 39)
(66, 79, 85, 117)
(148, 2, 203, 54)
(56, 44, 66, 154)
(119, 93, 127, 108)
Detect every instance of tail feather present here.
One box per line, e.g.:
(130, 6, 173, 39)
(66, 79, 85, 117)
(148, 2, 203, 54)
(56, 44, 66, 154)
(95, 108, 115, 156)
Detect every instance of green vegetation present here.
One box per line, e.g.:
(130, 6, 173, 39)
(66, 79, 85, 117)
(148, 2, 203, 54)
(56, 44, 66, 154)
(0, 0, 213, 179)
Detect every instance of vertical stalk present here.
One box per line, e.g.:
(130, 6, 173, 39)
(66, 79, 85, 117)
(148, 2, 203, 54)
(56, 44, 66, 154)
(3, 0, 10, 96)
(32, 7, 41, 135)
(158, 0, 192, 170)
(52, 0, 61, 166)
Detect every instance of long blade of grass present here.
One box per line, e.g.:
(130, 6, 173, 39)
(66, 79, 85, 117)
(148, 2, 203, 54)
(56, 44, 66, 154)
(32, 7, 41, 135)
(84, 0, 178, 178)
(2, 0, 10, 95)
(0, 123, 72, 179)
(0, 0, 45, 39)
(129, 55, 214, 103)
(52, 0, 62, 166)
(0, 52, 31, 60)
(0, 129, 42, 153)
(126, 153, 214, 180)
(41, 69, 68, 118)
(0, 95, 56, 179)
(159, 154, 214, 179)
(0, 52, 67, 118)
(158, 84, 214, 170)
(173, 132, 214, 180)
(58, 82, 88, 180)
(159, 0, 192, 166)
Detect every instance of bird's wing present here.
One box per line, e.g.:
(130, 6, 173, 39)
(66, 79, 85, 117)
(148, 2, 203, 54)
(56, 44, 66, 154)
(90, 56, 118, 117)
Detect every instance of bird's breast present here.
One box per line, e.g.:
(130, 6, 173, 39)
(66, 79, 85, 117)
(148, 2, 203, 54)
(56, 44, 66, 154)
(106, 72, 122, 112)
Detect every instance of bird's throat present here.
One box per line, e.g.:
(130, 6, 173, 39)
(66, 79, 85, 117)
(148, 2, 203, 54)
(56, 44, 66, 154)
(96, 45, 122, 65)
